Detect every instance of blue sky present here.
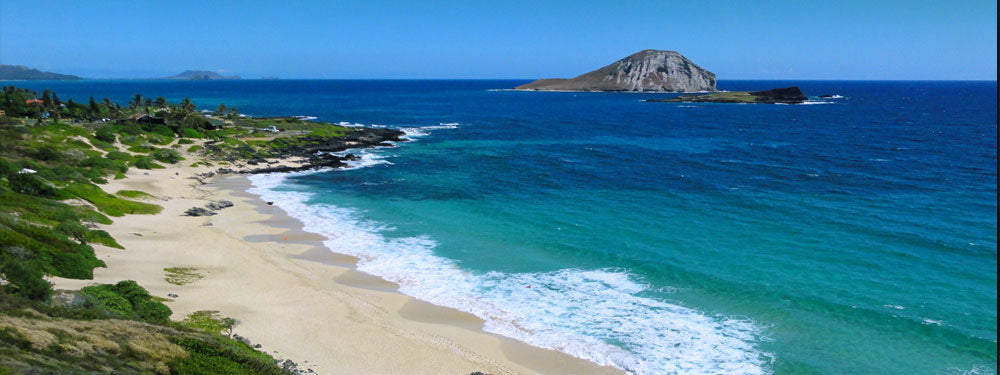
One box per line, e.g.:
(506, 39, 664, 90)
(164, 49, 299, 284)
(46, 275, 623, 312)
(1, 1, 996, 79)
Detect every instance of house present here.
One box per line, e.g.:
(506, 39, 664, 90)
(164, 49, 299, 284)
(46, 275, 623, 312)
(0, 110, 6, 117)
(258, 126, 279, 133)
(25, 99, 43, 105)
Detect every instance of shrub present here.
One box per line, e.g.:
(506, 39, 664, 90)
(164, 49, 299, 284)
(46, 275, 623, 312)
(94, 127, 117, 143)
(131, 156, 163, 170)
(168, 336, 287, 375)
(179, 128, 205, 139)
(79, 280, 172, 324)
(187, 145, 203, 153)
(152, 148, 182, 164)
(7, 172, 57, 197)
(105, 151, 131, 161)
(0, 259, 53, 300)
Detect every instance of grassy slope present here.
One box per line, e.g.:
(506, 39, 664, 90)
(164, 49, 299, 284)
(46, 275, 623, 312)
(0, 89, 350, 374)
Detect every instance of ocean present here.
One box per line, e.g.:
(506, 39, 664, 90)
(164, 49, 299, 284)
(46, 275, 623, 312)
(19, 79, 998, 374)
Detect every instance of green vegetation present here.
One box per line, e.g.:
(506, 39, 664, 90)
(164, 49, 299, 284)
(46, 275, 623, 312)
(79, 280, 173, 325)
(115, 189, 154, 199)
(164, 267, 205, 285)
(180, 310, 238, 335)
(1, 86, 302, 374)
(0, 288, 292, 375)
(62, 183, 162, 216)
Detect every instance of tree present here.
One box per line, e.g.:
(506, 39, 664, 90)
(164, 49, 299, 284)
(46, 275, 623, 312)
(41, 90, 52, 107)
(221, 317, 240, 337)
(154, 96, 167, 108)
(130, 93, 143, 109)
(88, 96, 100, 118)
(52, 92, 62, 107)
(180, 97, 195, 112)
(216, 103, 226, 114)
(227, 108, 239, 120)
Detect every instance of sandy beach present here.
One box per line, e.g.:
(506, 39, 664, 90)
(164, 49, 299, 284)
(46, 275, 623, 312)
(48, 148, 622, 375)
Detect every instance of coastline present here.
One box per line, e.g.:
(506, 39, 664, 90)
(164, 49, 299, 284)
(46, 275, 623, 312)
(48, 145, 622, 375)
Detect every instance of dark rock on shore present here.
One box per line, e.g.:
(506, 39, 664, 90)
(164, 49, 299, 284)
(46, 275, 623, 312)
(206, 200, 234, 210)
(647, 86, 808, 104)
(184, 207, 216, 216)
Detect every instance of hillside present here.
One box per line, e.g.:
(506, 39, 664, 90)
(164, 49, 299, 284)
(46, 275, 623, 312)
(515, 49, 715, 92)
(0, 65, 82, 81)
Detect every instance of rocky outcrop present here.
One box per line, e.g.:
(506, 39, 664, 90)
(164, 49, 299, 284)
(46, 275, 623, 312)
(515, 50, 715, 92)
(206, 200, 234, 211)
(183, 207, 216, 217)
(647, 86, 808, 104)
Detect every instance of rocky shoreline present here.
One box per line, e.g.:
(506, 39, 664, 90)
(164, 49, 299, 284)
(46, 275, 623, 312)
(647, 86, 809, 104)
(212, 127, 405, 175)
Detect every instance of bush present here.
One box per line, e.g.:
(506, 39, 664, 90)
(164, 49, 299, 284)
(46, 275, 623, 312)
(152, 148, 182, 164)
(131, 156, 163, 170)
(179, 128, 205, 139)
(94, 127, 116, 143)
(187, 145, 203, 153)
(177, 138, 195, 144)
(105, 151, 132, 161)
(0, 258, 53, 300)
(79, 280, 172, 324)
(168, 336, 287, 375)
(6, 172, 57, 197)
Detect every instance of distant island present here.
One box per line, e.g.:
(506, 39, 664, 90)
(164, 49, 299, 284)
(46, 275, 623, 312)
(515, 49, 716, 92)
(0, 65, 82, 80)
(162, 70, 241, 80)
(646, 86, 809, 104)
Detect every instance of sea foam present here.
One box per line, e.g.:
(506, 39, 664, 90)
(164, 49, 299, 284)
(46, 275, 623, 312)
(246, 124, 770, 375)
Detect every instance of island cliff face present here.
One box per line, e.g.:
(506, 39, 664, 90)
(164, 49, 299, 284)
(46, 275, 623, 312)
(515, 50, 716, 92)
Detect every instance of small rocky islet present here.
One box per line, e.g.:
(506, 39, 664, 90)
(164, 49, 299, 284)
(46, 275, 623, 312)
(646, 86, 810, 104)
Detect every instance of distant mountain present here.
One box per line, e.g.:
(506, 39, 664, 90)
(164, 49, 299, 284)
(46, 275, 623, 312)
(162, 70, 241, 80)
(515, 50, 715, 92)
(0, 65, 82, 80)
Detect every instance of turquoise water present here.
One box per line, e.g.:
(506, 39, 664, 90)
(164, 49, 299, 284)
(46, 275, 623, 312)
(23, 80, 999, 374)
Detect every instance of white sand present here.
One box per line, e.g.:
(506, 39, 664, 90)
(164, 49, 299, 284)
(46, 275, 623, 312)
(50, 147, 621, 375)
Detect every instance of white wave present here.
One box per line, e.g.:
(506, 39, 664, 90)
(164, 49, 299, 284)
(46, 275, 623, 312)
(329, 148, 393, 170)
(799, 101, 834, 105)
(399, 122, 460, 139)
(294, 115, 318, 121)
(335, 121, 366, 127)
(247, 173, 770, 375)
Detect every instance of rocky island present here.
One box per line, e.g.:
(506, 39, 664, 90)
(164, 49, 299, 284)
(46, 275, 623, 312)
(647, 86, 809, 104)
(162, 70, 241, 80)
(0, 64, 82, 80)
(515, 49, 716, 92)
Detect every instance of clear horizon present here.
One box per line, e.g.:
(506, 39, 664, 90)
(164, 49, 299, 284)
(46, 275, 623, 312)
(1, 1, 997, 80)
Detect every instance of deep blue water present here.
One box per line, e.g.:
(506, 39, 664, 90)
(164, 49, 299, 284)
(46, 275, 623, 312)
(18, 80, 998, 374)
